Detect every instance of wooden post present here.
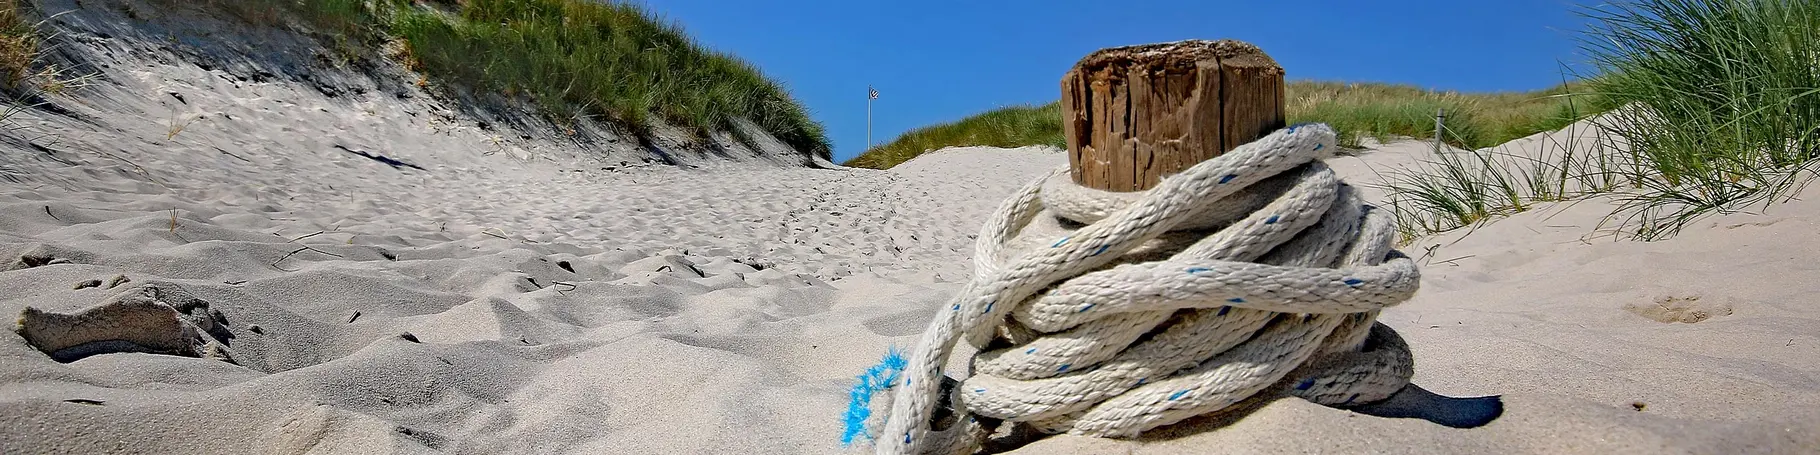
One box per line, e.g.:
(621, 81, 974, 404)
(1061, 39, 1285, 192)
(1433, 108, 1445, 154)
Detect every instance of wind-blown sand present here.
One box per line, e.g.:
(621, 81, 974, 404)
(4, 1, 1820, 454)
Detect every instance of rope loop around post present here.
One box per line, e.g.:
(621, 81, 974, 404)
(851, 123, 1420, 455)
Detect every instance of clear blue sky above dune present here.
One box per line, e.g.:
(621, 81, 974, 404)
(646, 0, 1598, 162)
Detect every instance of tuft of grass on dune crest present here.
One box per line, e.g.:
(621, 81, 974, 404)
(216, 0, 831, 159)
(846, 81, 1589, 170)
(843, 103, 1065, 170)
(1379, 0, 1820, 242)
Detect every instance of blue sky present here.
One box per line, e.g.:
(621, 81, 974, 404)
(646, 0, 1597, 162)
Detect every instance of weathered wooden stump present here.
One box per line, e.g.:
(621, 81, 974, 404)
(1061, 39, 1286, 192)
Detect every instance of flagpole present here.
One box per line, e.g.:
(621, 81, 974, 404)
(866, 91, 873, 149)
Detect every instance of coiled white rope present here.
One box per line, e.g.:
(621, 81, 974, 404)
(861, 123, 1420, 454)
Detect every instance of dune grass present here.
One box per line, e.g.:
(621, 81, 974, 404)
(1580, 0, 1820, 239)
(845, 81, 1588, 170)
(1379, 0, 1820, 241)
(1, 0, 35, 91)
(1287, 81, 1587, 150)
(842, 103, 1065, 169)
(2, 1, 96, 124)
(229, 0, 830, 158)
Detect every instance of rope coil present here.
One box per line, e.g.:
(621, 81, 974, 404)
(858, 123, 1420, 454)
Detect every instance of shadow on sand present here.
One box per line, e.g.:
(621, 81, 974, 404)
(980, 383, 1504, 453)
(1346, 383, 1504, 428)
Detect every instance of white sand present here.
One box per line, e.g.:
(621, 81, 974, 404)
(3, 1, 1819, 454)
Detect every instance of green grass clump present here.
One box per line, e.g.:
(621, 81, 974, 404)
(1376, 121, 1620, 242)
(1, 0, 37, 91)
(847, 81, 1588, 169)
(1380, 0, 1820, 241)
(2, 1, 95, 123)
(842, 103, 1065, 169)
(229, 0, 830, 158)
(1579, 0, 1820, 239)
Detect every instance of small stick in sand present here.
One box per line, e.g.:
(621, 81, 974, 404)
(43, 205, 59, 221)
(480, 228, 509, 240)
(289, 230, 326, 242)
(1433, 255, 1477, 266)
(271, 245, 344, 271)
(552, 281, 577, 296)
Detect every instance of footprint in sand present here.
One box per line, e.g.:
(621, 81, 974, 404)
(1622, 292, 1735, 324)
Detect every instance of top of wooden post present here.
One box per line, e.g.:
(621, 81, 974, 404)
(1061, 39, 1286, 192)
(1071, 39, 1277, 74)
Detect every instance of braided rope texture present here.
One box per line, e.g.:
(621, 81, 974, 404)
(871, 123, 1421, 455)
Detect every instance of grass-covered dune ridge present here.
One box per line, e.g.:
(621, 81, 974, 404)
(234, 0, 831, 159)
(847, 81, 1587, 170)
(842, 103, 1065, 170)
(1287, 81, 1587, 150)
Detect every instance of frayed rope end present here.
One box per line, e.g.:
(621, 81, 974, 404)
(841, 346, 909, 447)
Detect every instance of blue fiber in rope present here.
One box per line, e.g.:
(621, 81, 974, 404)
(842, 347, 908, 446)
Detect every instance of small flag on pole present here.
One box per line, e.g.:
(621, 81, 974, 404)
(869, 85, 879, 100)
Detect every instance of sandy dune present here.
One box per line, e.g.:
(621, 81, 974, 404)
(4, 1, 1819, 454)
